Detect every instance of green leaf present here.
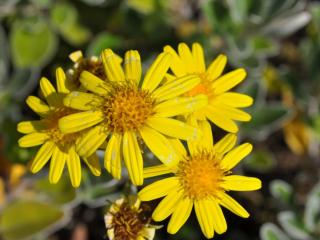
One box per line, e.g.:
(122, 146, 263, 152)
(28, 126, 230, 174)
(127, 0, 155, 15)
(243, 103, 293, 140)
(10, 17, 57, 68)
(87, 33, 122, 56)
(34, 176, 76, 205)
(0, 200, 64, 240)
(50, 2, 90, 46)
(270, 180, 293, 204)
(278, 211, 310, 239)
(260, 223, 290, 240)
(243, 149, 275, 173)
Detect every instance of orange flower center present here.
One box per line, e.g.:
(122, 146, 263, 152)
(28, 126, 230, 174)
(109, 201, 151, 240)
(177, 150, 225, 200)
(103, 85, 155, 133)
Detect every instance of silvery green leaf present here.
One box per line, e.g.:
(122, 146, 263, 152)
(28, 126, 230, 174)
(260, 223, 290, 240)
(242, 103, 293, 140)
(270, 180, 293, 204)
(0, 25, 8, 86)
(244, 150, 275, 173)
(304, 183, 320, 232)
(278, 211, 310, 240)
(263, 12, 311, 38)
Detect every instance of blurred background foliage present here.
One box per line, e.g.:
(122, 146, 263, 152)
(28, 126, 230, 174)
(0, 0, 320, 239)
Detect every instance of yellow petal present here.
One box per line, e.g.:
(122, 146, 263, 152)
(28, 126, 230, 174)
(139, 126, 179, 167)
(69, 50, 83, 62)
(187, 120, 213, 155)
(152, 190, 183, 221)
(167, 197, 193, 234)
(211, 68, 247, 94)
(152, 74, 201, 101)
(138, 177, 179, 201)
(59, 110, 104, 133)
(26, 96, 50, 116)
(194, 199, 214, 238)
(220, 143, 253, 170)
(219, 192, 249, 218)
(83, 153, 101, 176)
(63, 91, 103, 111)
(210, 201, 227, 234)
(141, 228, 156, 240)
(30, 141, 55, 173)
(76, 125, 108, 157)
(17, 120, 45, 134)
(213, 133, 237, 155)
(154, 95, 208, 117)
(66, 146, 81, 187)
(101, 48, 125, 82)
(18, 132, 49, 147)
(206, 54, 227, 81)
(40, 77, 61, 106)
(206, 105, 239, 133)
(56, 67, 69, 94)
(124, 50, 141, 84)
(146, 117, 199, 140)
(105, 133, 122, 179)
(222, 175, 262, 191)
(49, 146, 67, 184)
(163, 45, 186, 77)
(122, 131, 143, 185)
(192, 42, 206, 73)
(143, 164, 172, 178)
(169, 138, 187, 158)
(142, 52, 171, 92)
(215, 92, 253, 107)
(80, 71, 109, 95)
(210, 102, 252, 121)
(178, 43, 196, 74)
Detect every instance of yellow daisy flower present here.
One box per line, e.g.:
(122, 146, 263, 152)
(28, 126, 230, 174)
(17, 68, 101, 187)
(104, 196, 156, 240)
(164, 42, 253, 133)
(58, 49, 208, 186)
(138, 121, 261, 238)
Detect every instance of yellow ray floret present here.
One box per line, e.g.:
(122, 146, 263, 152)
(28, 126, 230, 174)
(163, 42, 253, 133)
(59, 49, 208, 186)
(138, 121, 261, 238)
(17, 68, 101, 187)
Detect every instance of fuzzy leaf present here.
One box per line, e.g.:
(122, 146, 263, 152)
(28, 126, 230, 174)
(270, 180, 293, 204)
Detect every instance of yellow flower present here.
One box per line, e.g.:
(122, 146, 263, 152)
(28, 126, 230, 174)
(59, 49, 208, 185)
(138, 121, 261, 238)
(164, 42, 253, 133)
(17, 68, 101, 187)
(104, 196, 156, 240)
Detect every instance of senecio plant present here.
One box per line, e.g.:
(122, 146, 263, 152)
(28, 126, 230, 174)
(17, 43, 261, 239)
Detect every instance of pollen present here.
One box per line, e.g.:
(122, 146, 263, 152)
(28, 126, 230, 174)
(177, 150, 226, 200)
(44, 107, 80, 148)
(102, 85, 155, 133)
(108, 200, 151, 240)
